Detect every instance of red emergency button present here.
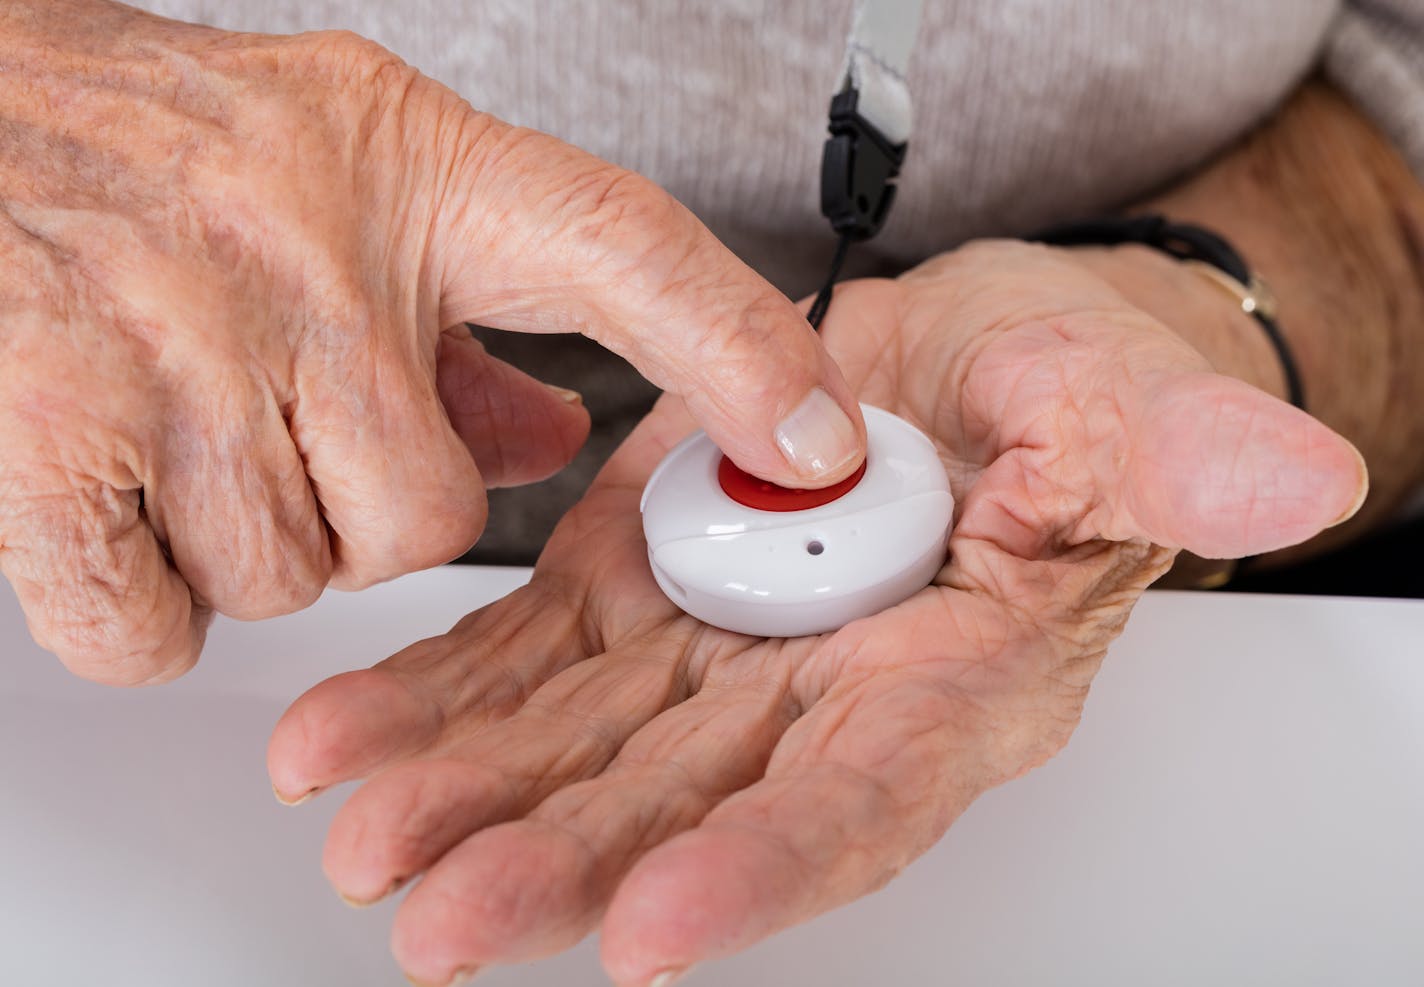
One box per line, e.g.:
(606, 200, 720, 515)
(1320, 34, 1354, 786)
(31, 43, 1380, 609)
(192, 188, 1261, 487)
(717, 455, 868, 512)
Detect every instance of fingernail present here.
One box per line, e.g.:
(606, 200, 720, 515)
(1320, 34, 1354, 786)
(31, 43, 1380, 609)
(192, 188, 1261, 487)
(338, 876, 406, 909)
(773, 388, 861, 480)
(545, 383, 583, 404)
(405, 967, 478, 987)
(1329, 446, 1370, 527)
(338, 890, 370, 909)
(272, 783, 321, 806)
(648, 968, 687, 987)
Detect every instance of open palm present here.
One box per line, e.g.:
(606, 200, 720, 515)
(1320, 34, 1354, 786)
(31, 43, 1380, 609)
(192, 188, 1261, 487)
(268, 241, 1363, 986)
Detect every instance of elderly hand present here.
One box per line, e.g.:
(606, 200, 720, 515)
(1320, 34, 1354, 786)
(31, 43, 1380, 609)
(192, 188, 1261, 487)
(267, 240, 1365, 985)
(0, 0, 864, 685)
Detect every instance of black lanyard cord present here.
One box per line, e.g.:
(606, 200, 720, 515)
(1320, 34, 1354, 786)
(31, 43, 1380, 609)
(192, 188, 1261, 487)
(806, 231, 854, 331)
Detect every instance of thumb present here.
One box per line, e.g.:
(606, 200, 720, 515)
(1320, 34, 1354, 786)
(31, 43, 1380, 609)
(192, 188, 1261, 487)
(429, 119, 866, 488)
(1110, 372, 1368, 558)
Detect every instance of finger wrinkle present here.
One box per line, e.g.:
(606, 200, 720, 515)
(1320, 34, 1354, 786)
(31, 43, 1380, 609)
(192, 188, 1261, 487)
(394, 762, 518, 861)
(612, 694, 791, 799)
(412, 839, 578, 965)
(389, 591, 587, 740)
(331, 758, 520, 891)
(713, 796, 898, 915)
(526, 569, 600, 655)
(686, 629, 792, 696)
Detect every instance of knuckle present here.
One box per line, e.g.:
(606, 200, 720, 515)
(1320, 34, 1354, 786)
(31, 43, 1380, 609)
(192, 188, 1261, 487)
(4, 481, 194, 685)
(274, 561, 331, 613)
(174, 493, 332, 621)
(258, 545, 331, 615)
(721, 288, 804, 363)
(659, 288, 799, 406)
(597, 179, 687, 264)
(282, 29, 412, 88)
(46, 585, 195, 686)
(330, 425, 489, 584)
(339, 502, 487, 588)
(219, 563, 328, 622)
(574, 166, 669, 226)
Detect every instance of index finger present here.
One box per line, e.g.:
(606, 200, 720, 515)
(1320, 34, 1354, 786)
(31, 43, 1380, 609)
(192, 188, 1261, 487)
(430, 119, 867, 488)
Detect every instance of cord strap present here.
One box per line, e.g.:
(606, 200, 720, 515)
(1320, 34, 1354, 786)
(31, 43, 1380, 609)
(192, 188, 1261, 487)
(811, 0, 925, 329)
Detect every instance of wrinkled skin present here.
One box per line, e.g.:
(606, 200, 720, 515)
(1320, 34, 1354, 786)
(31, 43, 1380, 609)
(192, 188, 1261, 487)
(270, 242, 1366, 986)
(0, 2, 863, 686)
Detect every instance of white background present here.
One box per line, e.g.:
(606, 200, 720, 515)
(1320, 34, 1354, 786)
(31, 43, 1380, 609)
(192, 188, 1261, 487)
(3, 568, 1421, 986)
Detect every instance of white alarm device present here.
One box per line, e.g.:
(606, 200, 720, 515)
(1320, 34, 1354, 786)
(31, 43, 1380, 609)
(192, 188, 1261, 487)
(640, 404, 953, 638)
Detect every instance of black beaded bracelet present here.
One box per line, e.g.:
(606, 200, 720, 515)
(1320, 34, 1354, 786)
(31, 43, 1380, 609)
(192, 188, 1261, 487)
(1028, 214, 1306, 411)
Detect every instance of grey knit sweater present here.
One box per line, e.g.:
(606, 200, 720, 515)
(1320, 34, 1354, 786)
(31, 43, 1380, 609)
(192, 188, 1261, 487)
(141, 0, 1424, 561)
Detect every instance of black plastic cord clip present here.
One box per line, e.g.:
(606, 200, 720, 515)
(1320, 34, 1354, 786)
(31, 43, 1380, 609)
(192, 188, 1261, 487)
(819, 86, 907, 242)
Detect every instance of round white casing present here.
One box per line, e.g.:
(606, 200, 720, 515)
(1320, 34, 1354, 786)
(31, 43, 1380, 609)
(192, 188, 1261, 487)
(640, 404, 954, 638)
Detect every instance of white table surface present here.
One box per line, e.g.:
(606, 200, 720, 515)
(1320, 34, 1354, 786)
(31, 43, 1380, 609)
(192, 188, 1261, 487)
(1, 568, 1421, 986)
